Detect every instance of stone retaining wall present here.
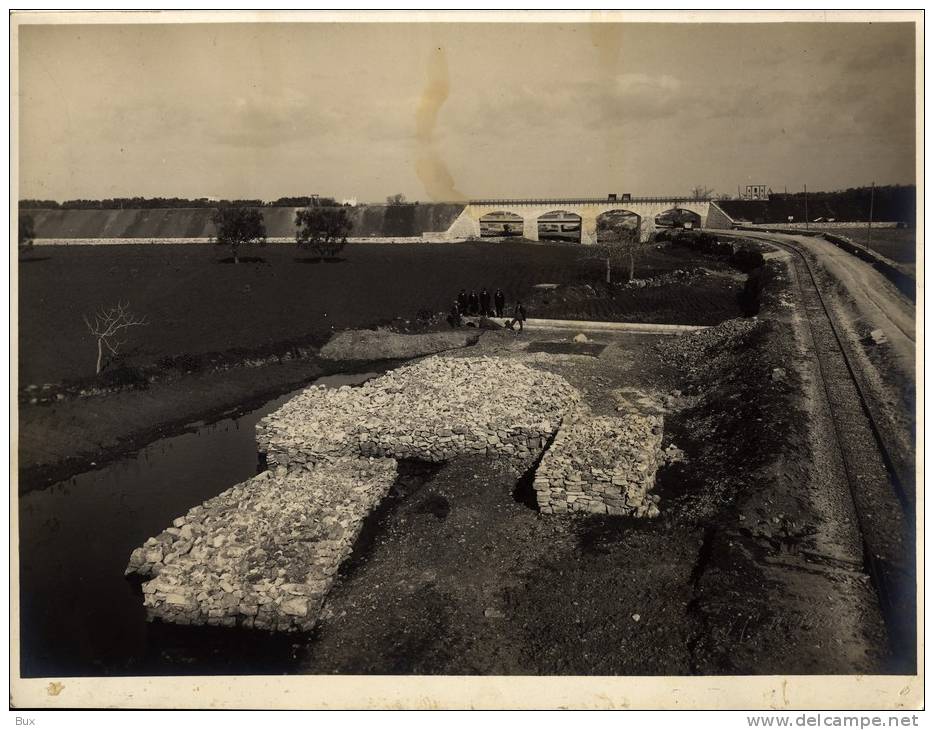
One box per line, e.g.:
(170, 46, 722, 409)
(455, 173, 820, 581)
(126, 457, 397, 631)
(534, 407, 663, 517)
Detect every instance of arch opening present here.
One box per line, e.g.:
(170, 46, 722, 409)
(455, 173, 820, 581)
(479, 211, 523, 238)
(596, 210, 642, 244)
(537, 210, 582, 243)
(655, 207, 701, 230)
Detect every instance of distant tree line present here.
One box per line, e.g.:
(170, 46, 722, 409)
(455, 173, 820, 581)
(770, 185, 915, 224)
(17, 195, 349, 210)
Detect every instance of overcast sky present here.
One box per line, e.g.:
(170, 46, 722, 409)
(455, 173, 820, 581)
(17, 19, 917, 202)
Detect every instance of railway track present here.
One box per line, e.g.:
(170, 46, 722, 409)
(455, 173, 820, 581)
(721, 230, 917, 672)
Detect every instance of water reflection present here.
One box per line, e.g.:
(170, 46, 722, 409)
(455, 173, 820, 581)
(18, 371, 377, 677)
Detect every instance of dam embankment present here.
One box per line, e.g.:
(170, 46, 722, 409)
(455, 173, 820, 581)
(25, 203, 466, 242)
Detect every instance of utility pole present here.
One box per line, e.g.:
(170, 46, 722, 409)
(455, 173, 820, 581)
(867, 181, 875, 253)
(804, 184, 808, 230)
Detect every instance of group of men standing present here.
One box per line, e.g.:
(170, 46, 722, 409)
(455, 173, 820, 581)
(457, 287, 506, 318)
(448, 287, 527, 332)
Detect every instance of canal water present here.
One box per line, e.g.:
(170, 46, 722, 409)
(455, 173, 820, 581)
(17, 372, 377, 678)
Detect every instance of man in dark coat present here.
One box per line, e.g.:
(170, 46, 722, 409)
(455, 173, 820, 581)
(494, 288, 506, 317)
(467, 289, 479, 316)
(479, 287, 491, 317)
(446, 300, 462, 328)
(506, 300, 527, 333)
(457, 288, 468, 313)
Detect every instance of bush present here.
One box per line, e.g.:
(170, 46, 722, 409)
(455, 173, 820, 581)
(157, 353, 204, 373)
(671, 230, 737, 257)
(100, 364, 149, 390)
(737, 266, 772, 317)
(731, 248, 766, 273)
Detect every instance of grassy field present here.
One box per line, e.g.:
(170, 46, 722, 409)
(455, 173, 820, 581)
(18, 240, 743, 384)
(830, 227, 917, 265)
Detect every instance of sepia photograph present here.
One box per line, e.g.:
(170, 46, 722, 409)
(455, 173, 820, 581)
(9, 10, 923, 711)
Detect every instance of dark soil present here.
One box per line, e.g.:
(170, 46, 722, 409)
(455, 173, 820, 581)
(18, 241, 744, 384)
(16, 240, 895, 677)
(293, 290, 890, 675)
(299, 455, 700, 675)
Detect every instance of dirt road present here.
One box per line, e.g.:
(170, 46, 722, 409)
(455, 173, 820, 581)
(726, 231, 916, 378)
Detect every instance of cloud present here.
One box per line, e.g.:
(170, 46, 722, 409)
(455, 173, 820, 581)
(205, 88, 339, 148)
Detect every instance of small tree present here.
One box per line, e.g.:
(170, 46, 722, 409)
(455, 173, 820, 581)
(211, 207, 266, 263)
(18, 213, 36, 251)
(386, 193, 407, 206)
(295, 206, 353, 259)
(84, 302, 148, 374)
(594, 218, 646, 283)
(690, 185, 715, 200)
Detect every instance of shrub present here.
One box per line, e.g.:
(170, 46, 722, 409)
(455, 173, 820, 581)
(100, 364, 149, 390)
(731, 248, 766, 272)
(157, 353, 204, 373)
(737, 266, 772, 317)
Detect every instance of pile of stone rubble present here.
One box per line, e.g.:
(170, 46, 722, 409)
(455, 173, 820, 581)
(256, 356, 582, 469)
(655, 318, 763, 374)
(126, 457, 397, 631)
(534, 407, 663, 516)
(127, 354, 666, 634)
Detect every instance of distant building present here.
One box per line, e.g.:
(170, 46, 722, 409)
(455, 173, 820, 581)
(342, 197, 358, 207)
(743, 184, 771, 200)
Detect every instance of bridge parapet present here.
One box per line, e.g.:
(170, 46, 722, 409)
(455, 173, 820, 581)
(451, 198, 712, 243)
(468, 197, 711, 207)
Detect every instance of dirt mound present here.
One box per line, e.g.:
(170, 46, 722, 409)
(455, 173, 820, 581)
(319, 329, 477, 361)
(655, 317, 764, 381)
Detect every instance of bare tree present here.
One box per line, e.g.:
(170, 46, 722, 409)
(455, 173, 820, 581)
(386, 193, 407, 206)
(84, 302, 148, 374)
(690, 185, 715, 200)
(594, 217, 647, 283)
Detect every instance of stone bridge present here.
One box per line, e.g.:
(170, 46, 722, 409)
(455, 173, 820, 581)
(441, 198, 711, 244)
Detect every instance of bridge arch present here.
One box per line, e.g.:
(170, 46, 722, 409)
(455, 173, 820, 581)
(654, 207, 702, 230)
(457, 200, 710, 244)
(479, 211, 524, 238)
(537, 210, 582, 243)
(595, 209, 642, 244)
